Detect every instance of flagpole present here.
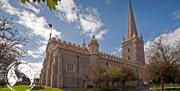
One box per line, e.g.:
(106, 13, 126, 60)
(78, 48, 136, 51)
(49, 24, 52, 40)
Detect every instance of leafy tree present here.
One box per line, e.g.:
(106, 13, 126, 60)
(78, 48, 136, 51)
(144, 36, 180, 91)
(21, 0, 61, 10)
(119, 65, 136, 88)
(88, 62, 106, 88)
(103, 66, 122, 88)
(0, 18, 26, 80)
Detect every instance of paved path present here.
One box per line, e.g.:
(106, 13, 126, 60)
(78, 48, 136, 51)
(136, 86, 150, 91)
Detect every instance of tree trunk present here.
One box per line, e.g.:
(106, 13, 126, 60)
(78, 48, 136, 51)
(106, 82, 109, 88)
(112, 81, 114, 87)
(161, 78, 164, 91)
(122, 80, 125, 88)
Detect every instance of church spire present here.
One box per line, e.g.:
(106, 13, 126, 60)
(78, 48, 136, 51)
(128, 1, 138, 38)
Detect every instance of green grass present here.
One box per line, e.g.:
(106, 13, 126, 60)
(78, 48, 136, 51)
(149, 84, 180, 91)
(0, 85, 63, 91)
(0, 86, 133, 91)
(0, 85, 136, 91)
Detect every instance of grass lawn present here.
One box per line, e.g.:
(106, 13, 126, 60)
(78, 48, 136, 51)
(0, 85, 63, 91)
(0, 85, 136, 91)
(0, 87, 113, 91)
(149, 84, 180, 91)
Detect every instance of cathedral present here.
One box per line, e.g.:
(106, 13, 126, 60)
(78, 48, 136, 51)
(40, 2, 145, 88)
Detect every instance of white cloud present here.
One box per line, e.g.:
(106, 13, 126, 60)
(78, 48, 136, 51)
(0, 0, 19, 15)
(0, 0, 61, 75)
(27, 50, 42, 58)
(17, 10, 61, 41)
(79, 8, 103, 33)
(79, 7, 107, 40)
(21, 3, 40, 14)
(95, 30, 107, 40)
(55, 0, 107, 40)
(145, 27, 180, 49)
(19, 60, 42, 78)
(118, 47, 122, 52)
(174, 9, 180, 20)
(0, 0, 61, 40)
(111, 47, 122, 56)
(100, 0, 114, 5)
(56, 0, 78, 23)
(144, 27, 180, 62)
(28, 62, 43, 78)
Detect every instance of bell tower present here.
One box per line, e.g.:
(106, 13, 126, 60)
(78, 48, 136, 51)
(122, 1, 145, 65)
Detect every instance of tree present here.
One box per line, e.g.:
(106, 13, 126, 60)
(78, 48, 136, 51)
(88, 61, 137, 88)
(21, 0, 61, 10)
(103, 66, 122, 88)
(119, 65, 136, 88)
(0, 18, 26, 80)
(88, 62, 106, 87)
(144, 36, 180, 91)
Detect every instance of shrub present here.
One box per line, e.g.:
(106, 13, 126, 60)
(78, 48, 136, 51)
(32, 83, 44, 90)
(0, 80, 7, 86)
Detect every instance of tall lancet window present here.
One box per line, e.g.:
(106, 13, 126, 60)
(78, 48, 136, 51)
(66, 64, 75, 72)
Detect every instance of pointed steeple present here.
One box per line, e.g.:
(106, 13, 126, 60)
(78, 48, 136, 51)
(128, 1, 138, 38)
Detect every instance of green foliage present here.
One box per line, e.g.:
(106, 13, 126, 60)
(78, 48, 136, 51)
(0, 80, 6, 86)
(0, 85, 63, 91)
(120, 65, 136, 81)
(89, 62, 136, 88)
(144, 36, 180, 91)
(20, 0, 59, 10)
(144, 57, 180, 85)
(149, 84, 180, 91)
(0, 18, 27, 80)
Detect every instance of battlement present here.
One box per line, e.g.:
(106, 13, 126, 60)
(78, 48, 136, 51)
(49, 38, 89, 54)
(99, 51, 139, 67)
(99, 52, 121, 61)
(49, 38, 141, 67)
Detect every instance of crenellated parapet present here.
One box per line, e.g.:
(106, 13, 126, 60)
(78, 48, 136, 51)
(48, 38, 141, 67)
(99, 51, 140, 67)
(49, 38, 89, 54)
(99, 52, 121, 62)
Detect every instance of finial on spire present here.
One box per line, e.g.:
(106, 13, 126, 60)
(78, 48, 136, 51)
(122, 35, 125, 41)
(49, 24, 52, 40)
(82, 39, 86, 47)
(140, 33, 143, 39)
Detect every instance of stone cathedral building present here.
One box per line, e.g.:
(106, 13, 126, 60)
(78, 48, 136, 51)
(40, 2, 145, 88)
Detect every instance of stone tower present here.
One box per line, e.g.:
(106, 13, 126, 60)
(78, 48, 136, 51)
(88, 35, 99, 54)
(122, 2, 145, 65)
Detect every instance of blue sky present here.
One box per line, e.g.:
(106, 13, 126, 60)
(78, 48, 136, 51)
(0, 0, 180, 77)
